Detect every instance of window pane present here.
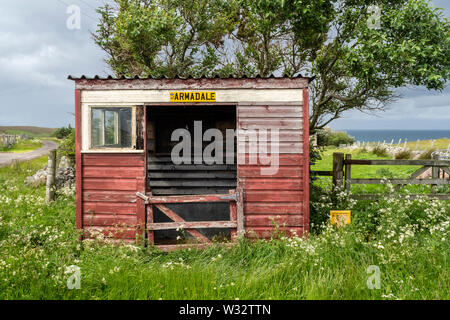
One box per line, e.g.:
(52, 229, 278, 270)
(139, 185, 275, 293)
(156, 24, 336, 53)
(91, 107, 133, 148)
(119, 108, 132, 147)
(91, 109, 103, 147)
(104, 110, 117, 145)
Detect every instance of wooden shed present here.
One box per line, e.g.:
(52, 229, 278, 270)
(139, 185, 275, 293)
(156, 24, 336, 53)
(69, 75, 310, 250)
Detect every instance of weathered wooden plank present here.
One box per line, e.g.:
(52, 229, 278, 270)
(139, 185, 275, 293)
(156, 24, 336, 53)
(244, 202, 303, 214)
(74, 78, 308, 90)
(441, 167, 450, 176)
(302, 87, 310, 234)
(148, 194, 236, 204)
(154, 204, 211, 243)
(148, 164, 237, 171)
(148, 221, 237, 230)
(83, 202, 137, 215)
(151, 188, 233, 195)
(245, 215, 303, 227)
(83, 190, 136, 203)
(236, 184, 244, 234)
(238, 130, 303, 142)
(83, 178, 138, 191)
(155, 243, 235, 252)
(349, 178, 450, 185)
(82, 89, 302, 104)
(237, 142, 303, 154)
(245, 190, 303, 202)
(229, 190, 237, 239)
(243, 178, 303, 190)
(149, 172, 237, 179)
(83, 214, 137, 227)
(83, 167, 144, 178)
(239, 119, 302, 130)
(346, 159, 450, 166)
(240, 154, 304, 166)
(75, 89, 82, 230)
(238, 166, 303, 178)
(83, 154, 145, 167)
(149, 180, 236, 187)
(238, 101, 304, 106)
(147, 203, 155, 245)
(246, 227, 303, 239)
(239, 106, 302, 118)
(409, 166, 431, 179)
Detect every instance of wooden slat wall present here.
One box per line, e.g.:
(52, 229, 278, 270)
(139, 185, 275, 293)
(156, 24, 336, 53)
(81, 153, 145, 241)
(238, 102, 306, 238)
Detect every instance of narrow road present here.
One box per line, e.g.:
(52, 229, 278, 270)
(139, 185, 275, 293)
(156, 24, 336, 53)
(0, 140, 59, 167)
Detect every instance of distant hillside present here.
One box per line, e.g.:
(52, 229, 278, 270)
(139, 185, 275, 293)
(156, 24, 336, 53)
(0, 126, 57, 137)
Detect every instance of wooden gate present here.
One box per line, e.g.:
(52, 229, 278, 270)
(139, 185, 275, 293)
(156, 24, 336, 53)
(137, 187, 244, 251)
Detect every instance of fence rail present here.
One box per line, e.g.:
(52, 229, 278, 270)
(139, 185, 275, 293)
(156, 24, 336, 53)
(311, 153, 450, 200)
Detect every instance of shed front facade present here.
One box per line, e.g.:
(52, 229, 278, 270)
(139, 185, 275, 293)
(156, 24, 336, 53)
(70, 75, 310, 249)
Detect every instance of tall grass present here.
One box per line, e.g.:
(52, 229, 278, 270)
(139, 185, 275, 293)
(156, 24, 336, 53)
(0, 157, 448, 300)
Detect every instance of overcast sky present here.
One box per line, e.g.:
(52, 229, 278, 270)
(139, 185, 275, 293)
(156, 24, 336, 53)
(0, 0, 448, 130)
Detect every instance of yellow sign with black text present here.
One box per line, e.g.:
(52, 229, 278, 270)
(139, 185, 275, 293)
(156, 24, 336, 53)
(170, 91, 216, 102)
(330, 210, 351, 226)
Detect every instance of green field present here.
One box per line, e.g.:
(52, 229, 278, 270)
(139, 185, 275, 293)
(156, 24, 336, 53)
(0, 156, 448, 300)
(0, 126, 56, 138)
(312, 143, 450, 195)
(0, 139, 43, 153)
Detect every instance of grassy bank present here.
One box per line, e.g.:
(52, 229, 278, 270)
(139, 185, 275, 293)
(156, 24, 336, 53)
(0, 157, 448, 300)
(0, 139, 43, 153)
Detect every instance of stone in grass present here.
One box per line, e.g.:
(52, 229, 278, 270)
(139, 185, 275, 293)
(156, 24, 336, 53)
(25, 156, 76, 188)
(24, 167, 48, 187)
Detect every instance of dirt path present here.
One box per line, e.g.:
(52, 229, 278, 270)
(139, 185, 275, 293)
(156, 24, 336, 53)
(0, 140, 59, 167)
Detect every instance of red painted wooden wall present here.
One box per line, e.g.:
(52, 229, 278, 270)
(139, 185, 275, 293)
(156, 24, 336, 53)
(237, 96, 309, 238)
(80, 154, 145, 241)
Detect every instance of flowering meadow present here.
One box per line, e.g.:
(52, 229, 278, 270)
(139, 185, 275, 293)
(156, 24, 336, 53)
(0, 156, 448, 300)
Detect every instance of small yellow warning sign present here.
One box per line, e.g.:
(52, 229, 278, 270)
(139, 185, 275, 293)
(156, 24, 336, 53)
(330, 210, 351, 226)
(170, 92, 216, 102)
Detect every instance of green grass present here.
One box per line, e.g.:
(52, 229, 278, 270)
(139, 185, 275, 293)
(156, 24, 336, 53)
(0, 156, 448, 300)
(405, 138, 450, 151)
(0, 139, 43, 153)
(311, 146, 450, 195)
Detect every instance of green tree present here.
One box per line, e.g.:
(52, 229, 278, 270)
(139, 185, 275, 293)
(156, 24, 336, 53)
(94, 0, 449, 132)
(52, 125, 74, 139)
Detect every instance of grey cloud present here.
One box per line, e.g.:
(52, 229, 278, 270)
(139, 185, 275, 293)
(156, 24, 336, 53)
(0, 0, 448, 129)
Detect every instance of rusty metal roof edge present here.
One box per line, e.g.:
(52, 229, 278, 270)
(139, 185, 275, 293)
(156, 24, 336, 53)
(68, 73, 311, 81)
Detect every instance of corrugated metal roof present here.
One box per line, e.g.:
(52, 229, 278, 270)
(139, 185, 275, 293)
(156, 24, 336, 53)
(68, 73, 309, 81)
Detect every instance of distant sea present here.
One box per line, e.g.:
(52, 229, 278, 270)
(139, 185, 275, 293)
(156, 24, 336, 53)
(344, 130, 450, 143)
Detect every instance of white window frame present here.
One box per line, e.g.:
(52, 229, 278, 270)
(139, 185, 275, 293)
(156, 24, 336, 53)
(87, 105, 137, 152)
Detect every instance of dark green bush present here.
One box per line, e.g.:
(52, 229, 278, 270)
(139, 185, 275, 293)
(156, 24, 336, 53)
(418, 148, 436, 159)
(316, 129, 354, 147)
(372, 145, 389, 157)
(58, 130, 75, 162)
(52, 125, 73, 139)
(394, 149, 412, 159)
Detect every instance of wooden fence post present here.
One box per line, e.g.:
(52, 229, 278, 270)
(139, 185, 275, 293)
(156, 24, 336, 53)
(46, 149, 57, 204)
(344, 154, 352, 192)
(332, 152, 344, 189)
(431, 153, 439, 194)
